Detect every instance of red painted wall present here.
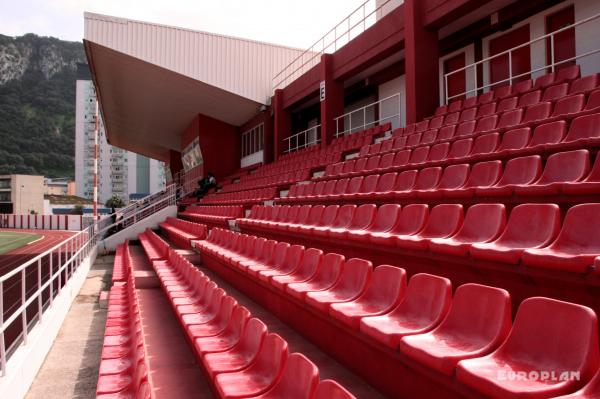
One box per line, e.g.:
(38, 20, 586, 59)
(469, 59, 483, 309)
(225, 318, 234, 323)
(546, 5, 575, 68)
(489, 24, 531, 86)
(444, 52, 466, 100)
(181, 114, 240, 181)
(168, 149, 184, 177)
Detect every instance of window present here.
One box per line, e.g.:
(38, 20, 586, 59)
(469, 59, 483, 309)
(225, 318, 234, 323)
(241, 124, 264, 158)
(0, 192, 10, 202)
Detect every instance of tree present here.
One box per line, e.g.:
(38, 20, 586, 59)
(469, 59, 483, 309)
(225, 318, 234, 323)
(105, 195, 125, 209)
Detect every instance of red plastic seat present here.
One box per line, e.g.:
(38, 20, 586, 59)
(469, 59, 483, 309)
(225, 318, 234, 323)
(406, 133, 422, 147)
(393, 150, 411, 167)
(497, 108, 523, 129)
(396, 204, 464, 250)
(477, 155, 542, 197)
(214, 333, 288, 398)
(514, 149, 590, 196)
(585, 89, 600, 111)
(418, 164, 469, 198)
(459, 107, 477, 122)
(518, 90, 541, 107)
(562, 113, 600, 146)
(299, 205, 338, 235)
(478, 91, 495, 104)
(353, 174, 380, 200)
(455, 121, 475, 137)
(543, 82, 569, 101)
(494, 85, 513, 99)
(399, 284, 512, 376)
(470, 204, 561, 264)
(421, 129, 437, 145)
(360, 273, 451, 349)
(533, 72, 556, 89)
(347, 204, 401, 242)
(496, 128, 531, 154)
(527, 120, 567, 150)
(314, 380, 356, 399)
(522, 204, 600, 273)
(257, 244, 305, 282)
(271, 248, 323, 290)
(556, 64, 581, 82)
(427, 143, 450, 163)
(470, 132, 499, 158)
(286, 253, 344, 300)
(497, 96, 518, 113)
(329, 265, 406, 329)
(313, 204, 354, 237)
(553, 94, 585, 117)
(387, 170, 417, 198)
(429, 203, 506, 256)
(408, 146, 430, 165)
(396, 167, 442, 199)
(194, 305, 251, 355)
(569, 74, 599, 95)
(463, 96, 478, 109)
(445, 160, 502, 198)
(329, 204, 376, 239)
(554, 367, 600, 399)
(514, 79, 533, 95)
(251, 353, 319, 399)
(456, 297, 599, 399)
(477, 102, 496, 118)
(562, 154, 600, 194)
(246, 242, 290, 276)
(369, 204, 428, 246)
(474, 115, 498, 133)
(202, 318, 267, 378)
(448, 99, 463, 113)
(429, 116, 444, 129)
(437, 124, 456, 140)
(446, 138, 473, 160)
(304, 258, 373, 312)
(522, 101, 552, 124)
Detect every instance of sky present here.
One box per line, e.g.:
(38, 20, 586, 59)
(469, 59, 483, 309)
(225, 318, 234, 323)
(0, 0, 369, 49)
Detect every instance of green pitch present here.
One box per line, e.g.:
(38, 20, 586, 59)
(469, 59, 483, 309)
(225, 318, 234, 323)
(0, 231, 43, 255)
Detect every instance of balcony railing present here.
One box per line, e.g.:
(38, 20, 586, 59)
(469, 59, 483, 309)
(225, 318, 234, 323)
(283, 125, 321, 153)
(272, 0, 403, 90)
(334, 93, 403, 137)
(444, 12, 600, 103)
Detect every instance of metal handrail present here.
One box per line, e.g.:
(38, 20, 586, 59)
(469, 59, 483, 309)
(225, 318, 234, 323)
(334, 93, 403, 136)
(444, 12, 600, 102)
(283, 125, 321, 153)
(272, 0, 403, 90)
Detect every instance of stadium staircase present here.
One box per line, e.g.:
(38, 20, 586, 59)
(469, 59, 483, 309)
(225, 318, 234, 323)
(99, 64, 600, 398)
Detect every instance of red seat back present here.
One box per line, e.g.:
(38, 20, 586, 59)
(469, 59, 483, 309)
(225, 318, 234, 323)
(453, 203, 506, 242)
(497, 128, 531, 152)
(463, 161, 502, 188)
(535, 149, 590, 185)
(314, 380, 356, 399)
(418, 204, 464, 239)
(392, 204, 429, 235)
(438, 164, 469, 190)
(565, 113, 600, 142)
(495, 155, 542, 186)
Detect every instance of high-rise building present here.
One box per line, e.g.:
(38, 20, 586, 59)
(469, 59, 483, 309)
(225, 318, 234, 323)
(74, 63, 165, 205)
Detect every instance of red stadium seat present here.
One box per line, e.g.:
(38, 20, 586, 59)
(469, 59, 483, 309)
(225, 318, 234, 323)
(428, 203, 506, 256)
(477, 102, 496, 117)
(494, 85, 513, 99)
(514, 79, 533, 94)
(418, 164, 469, 198)
(476, 155, 542, 197)
(399, 284, 512, 376)
(360, 273, 451, 349)
(202, 318, 267, 378)
(496, 128, 531, 155)
(286, 253, 345, 300)
(314, 205, 355, 237)
(427, 143, 450, 163)
(304, 258, 373, 312)
(542, 82, 569, 101)
(474, 115, 498, 133)
(446, 138, 473, 160)
(533, 72, 557, 89)
(257, 244, 304, 282)
(459, 107, 477, 122)
(299, 206, 338, 235)
(456, 297, 599, 399)
(562, 113, 600, 146)
(470, 204, 561, 264)
(396, 204, 464, 250)
(556, 64, 581, 83)
(251, 353, 319, 399)
(314, 380, 356, 399)
(445, 160, 502, 198)
(329, 265, 406, 329)
(194, 305, 251, 355)
(271, 248, 323, 290)
(396, 167, 442, 199)
(521, 101, 552, 124)
(522, 204, 600, 273)
(518, 90, 541, 107)
(552, 94, 585, 117)
(569, 74, 599, 95)
(329, 204, 376, 239)
(585, 89, 600, 111)
(497, 108, 523, 129)
(455, 121, 475, 138)
(347, 204, 401, 242)
(562, 154, 600, 194)
(554, 368, 600, 399)
(527, 120, 567, 150)
(214, 333, 288, 398)
(437, 124, 456, 141)
(513, 150, 590, 196)
(478, 91, 495, 104)
(496, 96, 518, 113)
(370, 204, 428, 246)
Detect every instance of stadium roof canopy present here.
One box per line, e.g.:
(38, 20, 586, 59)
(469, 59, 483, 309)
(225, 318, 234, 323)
(84, 12, 305, 161)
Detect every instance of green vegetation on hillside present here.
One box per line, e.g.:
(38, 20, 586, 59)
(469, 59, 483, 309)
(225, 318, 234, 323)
(0, 34, 85, 178)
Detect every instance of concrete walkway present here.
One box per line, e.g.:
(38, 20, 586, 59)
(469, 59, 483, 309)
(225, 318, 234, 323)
(25, 255, 113, 399)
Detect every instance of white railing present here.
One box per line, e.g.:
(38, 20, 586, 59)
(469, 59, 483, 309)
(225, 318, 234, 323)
(444, 12, 600, 103)
(334, 93, 403, 137)
(0, 180, 183, 376)
(272, 0, 403, 90)
(283, 125, 321, 153)
(0, 224, 96, 376)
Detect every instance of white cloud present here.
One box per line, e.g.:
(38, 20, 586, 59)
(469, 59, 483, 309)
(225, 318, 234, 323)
(0, 0, 368, 48)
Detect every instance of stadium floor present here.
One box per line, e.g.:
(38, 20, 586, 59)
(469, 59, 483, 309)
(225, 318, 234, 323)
(0, 231, 43, 255)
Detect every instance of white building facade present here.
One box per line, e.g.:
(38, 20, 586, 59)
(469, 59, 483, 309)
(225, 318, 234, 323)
(75, 63, 165, 205)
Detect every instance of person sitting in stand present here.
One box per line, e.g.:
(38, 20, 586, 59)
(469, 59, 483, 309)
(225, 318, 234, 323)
(195, 172, 217, 200)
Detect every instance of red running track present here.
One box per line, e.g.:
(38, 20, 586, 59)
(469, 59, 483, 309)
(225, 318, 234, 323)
(0, 229, 75, 354)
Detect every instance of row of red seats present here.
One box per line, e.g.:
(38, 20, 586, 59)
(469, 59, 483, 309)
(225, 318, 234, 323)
(200, 186, 277, 206)
(286, 150, 600, 202)
(197, 227, 600, 399)
(426, 65, 582, 121)
(158, 217, 208, 249)
(139, 228, 170, 262)
(147, 240, 356, 399)
(97, 244, 150, 398)
(220, 169, 311, 194)
(401, 77, 600, 138)
(111, 242, 130, 283)
(179, 205, 244, 226)
(315, 114, 600, 183)
(238, 202, 600, 273)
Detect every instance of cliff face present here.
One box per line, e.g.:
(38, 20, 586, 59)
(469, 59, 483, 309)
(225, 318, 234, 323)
(0, 33, 86, 178)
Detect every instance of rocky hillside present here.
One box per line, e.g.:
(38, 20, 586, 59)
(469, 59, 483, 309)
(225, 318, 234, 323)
(0, 33, 85, 178)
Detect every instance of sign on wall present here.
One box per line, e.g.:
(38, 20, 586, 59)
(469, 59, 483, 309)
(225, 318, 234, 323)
(320, 81, 326, 102)
(181, 137, 202, 172)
